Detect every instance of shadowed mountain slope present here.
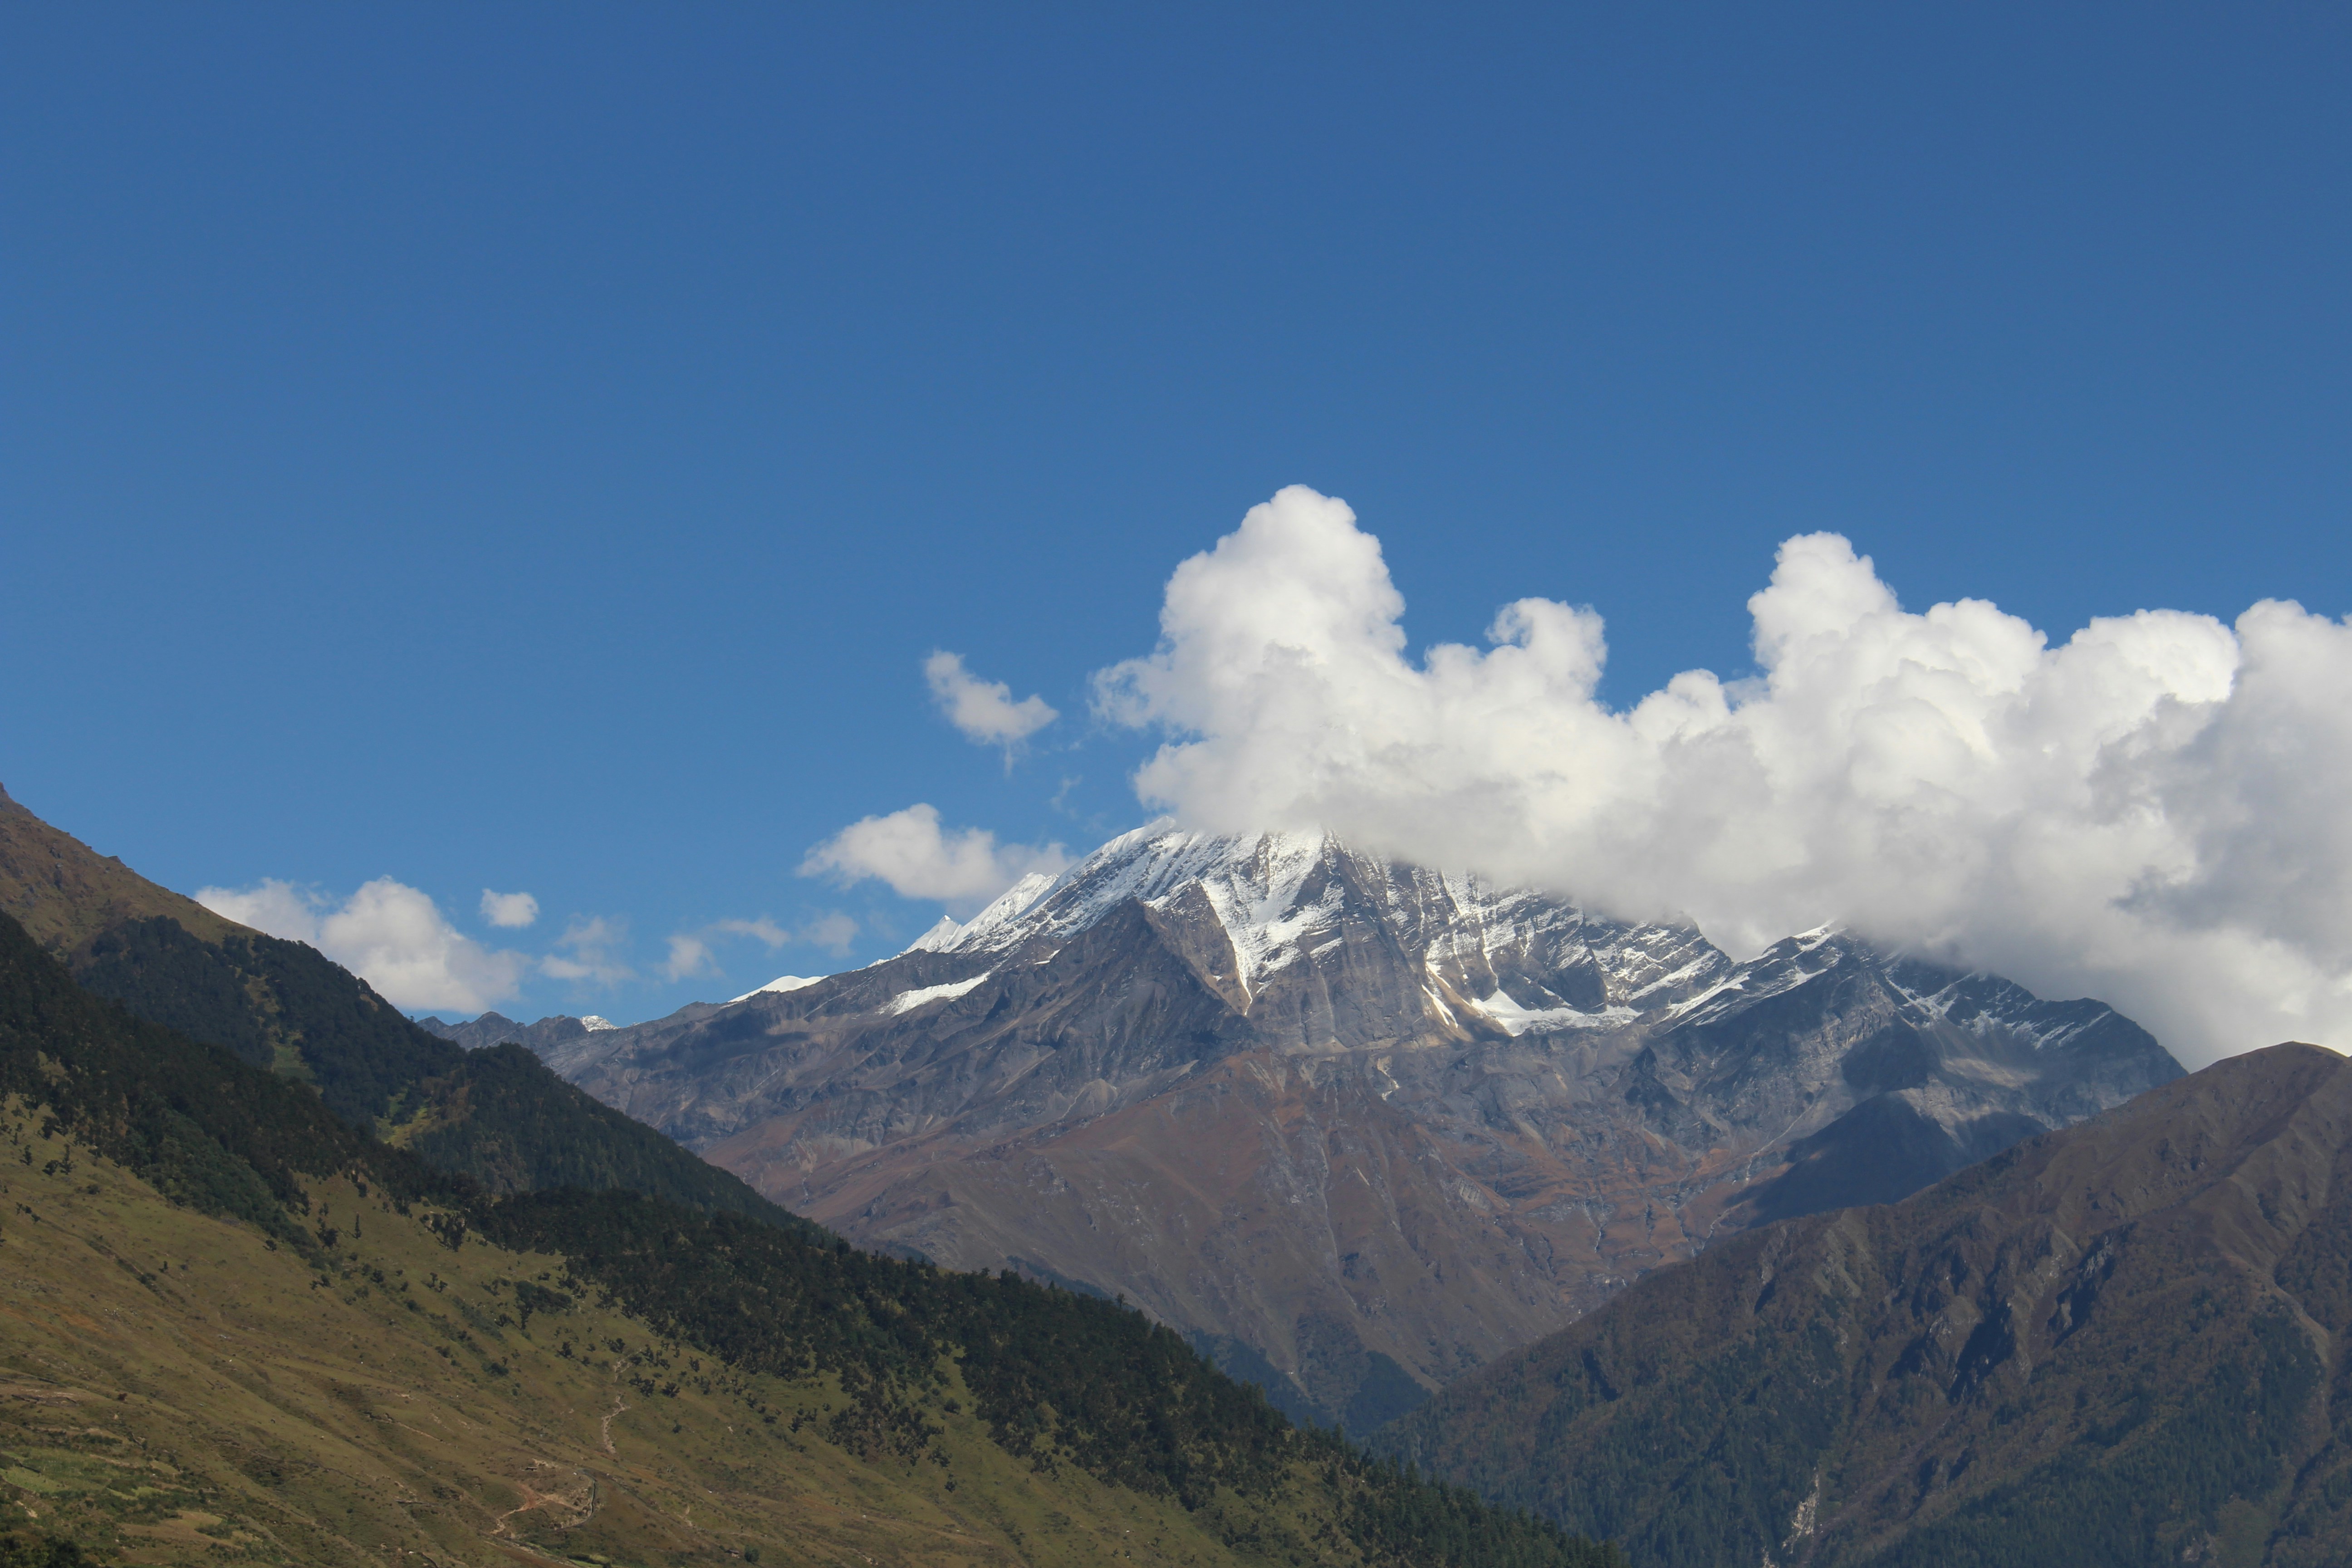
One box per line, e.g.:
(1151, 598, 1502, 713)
(0, 781, 812, 1231)
(0, 905, 1617, 1568)
(528, 823, 2180, 1431)
(1374, 1042, 2352, 1568)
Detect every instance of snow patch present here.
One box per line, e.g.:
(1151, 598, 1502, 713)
(887, 971, 994, 1015)
(727, 974, 826, 1005)
(1471, 990, 1632, 1037)
(579, 1015, 617, 1032)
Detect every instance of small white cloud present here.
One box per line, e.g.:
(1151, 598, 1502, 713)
(480, 889, 540, 928)
(198, 876, 525, 1013)
(541, 916, 634, 986)
(801, 911, 859, 956)
(801, 803, 1070, 917)
(926, 651, 1058, 750)
(662, 934, 717, 982)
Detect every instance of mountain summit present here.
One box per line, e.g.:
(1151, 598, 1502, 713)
(538, 822, 2181, 1431)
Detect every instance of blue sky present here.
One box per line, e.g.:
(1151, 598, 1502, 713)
(5, 4, 2348, 1030)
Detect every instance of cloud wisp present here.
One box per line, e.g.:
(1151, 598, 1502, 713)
(1093, 485, 2352, 1066)
(541, 916, 634, 987)
(198, 877, 527, 1013)
(801, 802, 1069, 917)
(661, 912, 862, 981)
(926, 651, 1058, 753)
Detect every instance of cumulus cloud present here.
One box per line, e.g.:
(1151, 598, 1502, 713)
(926, 651, 1059, 751)
(801, 803, 1069, 916)
(479, 888, 539, 928)
(541, 916, 634, 986)
(197, 877, 526, 1013)
(1094, 484, 2352, 1066)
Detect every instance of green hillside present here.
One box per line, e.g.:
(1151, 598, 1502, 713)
(0, 907, 1617, 1567)
(1374, 1043, 2352, 1568)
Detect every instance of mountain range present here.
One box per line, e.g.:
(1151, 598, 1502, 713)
(0, 781, 1612, 1568)
(518, 823, 2182, 1431)
(5, 778, 2340, 1566)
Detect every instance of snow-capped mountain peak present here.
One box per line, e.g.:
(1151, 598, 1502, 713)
(904, 818, 1728, 1024)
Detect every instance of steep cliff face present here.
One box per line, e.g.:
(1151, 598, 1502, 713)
(538, 823, 2181, 1429)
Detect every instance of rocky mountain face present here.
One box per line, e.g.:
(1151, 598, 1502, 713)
(1374, 1042, 2352, 1568)
(535, 823, 2181, 1431)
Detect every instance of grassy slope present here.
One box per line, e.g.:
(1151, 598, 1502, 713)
(0, 1111, 1382, 1568)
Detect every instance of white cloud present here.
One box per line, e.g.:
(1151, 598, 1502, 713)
(197, 876, 526, 1013)
(801, 803, 1069, 917)
(662, 934, 716, 982)
(1094, 484, 2352, 1067)
(541, 916, 634, 986)
(198, 878, 323, 945)
(479, 888, 539, 928)
(926, 651, 1058, 750)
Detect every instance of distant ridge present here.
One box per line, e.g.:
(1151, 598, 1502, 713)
(416, 1009, 603, 1053)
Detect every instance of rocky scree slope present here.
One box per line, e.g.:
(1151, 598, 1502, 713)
(534, 823, 2180, 1432)
(1375, 1041, 2352, 1568)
